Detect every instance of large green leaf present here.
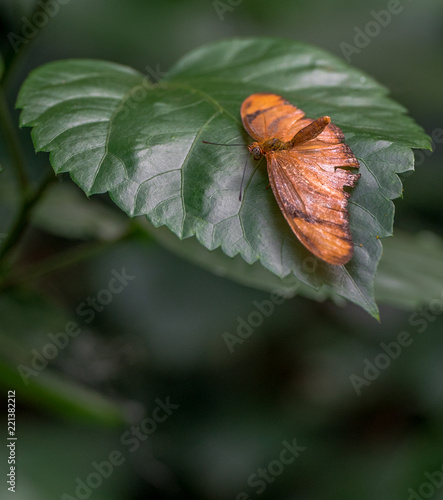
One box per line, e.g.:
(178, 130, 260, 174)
(16, 38, 431, 317)
(375, 231, 443, 310)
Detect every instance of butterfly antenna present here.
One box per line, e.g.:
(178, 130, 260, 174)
(239, 154, 250, 201)
(202, 141, 245, 146)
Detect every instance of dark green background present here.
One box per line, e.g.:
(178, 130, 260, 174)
(0, 0, 442, 499)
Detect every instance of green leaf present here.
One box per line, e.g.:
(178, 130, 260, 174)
(0, 358, 125, 426)
(375, 231, 443, 310)
(31, 181, 129, 240)
(16, 38, 431, 317)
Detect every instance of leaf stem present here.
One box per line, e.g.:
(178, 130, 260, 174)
(0, 86, 30, 192)
(0, 228, 136, 292)
(0, 172, 54, 262)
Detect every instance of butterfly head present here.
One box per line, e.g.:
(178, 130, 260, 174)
(247, 142, 263, 160)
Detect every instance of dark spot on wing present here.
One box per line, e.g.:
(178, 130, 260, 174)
(245, 107, 275, 123)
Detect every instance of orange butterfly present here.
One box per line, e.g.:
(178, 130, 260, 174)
(240, 93, 360, 266)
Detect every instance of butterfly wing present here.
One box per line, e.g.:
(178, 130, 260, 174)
(241, 93, 306, 142)
(267, 141, 360, 266)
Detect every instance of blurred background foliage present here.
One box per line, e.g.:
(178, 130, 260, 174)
(0, 0, 442, 498)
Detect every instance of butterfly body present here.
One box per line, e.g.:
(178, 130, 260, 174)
(248, 116, 332, 156)
(248, 139, 284, 160)
(241, 93, 360, 266)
